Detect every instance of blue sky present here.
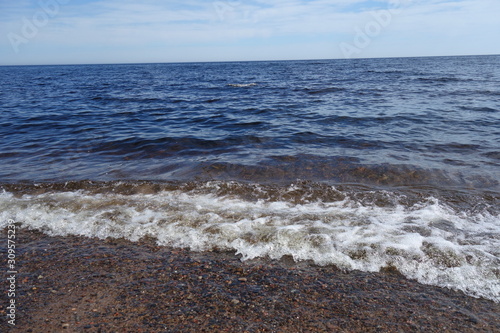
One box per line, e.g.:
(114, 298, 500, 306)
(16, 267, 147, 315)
(1, 0, 499, 65)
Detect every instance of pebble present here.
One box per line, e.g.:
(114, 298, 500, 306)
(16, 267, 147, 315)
(12, 229, 500, 332)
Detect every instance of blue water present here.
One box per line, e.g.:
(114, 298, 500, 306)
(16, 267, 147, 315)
(1, 56, 499, 301)
(1, 56, 499, 187)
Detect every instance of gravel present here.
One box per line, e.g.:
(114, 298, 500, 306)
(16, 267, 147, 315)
(1, 229, 499, 332)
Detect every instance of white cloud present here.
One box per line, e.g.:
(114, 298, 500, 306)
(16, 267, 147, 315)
(1, 0, 499, 64)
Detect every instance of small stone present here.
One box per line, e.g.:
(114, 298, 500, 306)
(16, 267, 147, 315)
(62, 323, 69, 329)
(231, 299, 240, 304)
(238, 277, 247, 282)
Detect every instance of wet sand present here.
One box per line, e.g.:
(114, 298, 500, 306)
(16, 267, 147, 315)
(1, 228, 499, 332)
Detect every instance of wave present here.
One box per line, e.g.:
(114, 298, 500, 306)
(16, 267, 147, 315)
(227, 83, 257, 87)
(89, 96, 165, 104)
(1, 180, 499, 302)
(303, 87, 346, 95)
(366, 70, 405, 75)
(483, 151, 500, 160)
(416, 77, 473, 83)
(460, 106, 497, 113)
(88, 136, 239, 157)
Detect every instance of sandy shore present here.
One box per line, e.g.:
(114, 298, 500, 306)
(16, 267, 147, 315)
(1, 228, 499, 332)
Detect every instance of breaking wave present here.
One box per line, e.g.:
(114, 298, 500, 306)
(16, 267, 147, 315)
(1, 181, 498, 302)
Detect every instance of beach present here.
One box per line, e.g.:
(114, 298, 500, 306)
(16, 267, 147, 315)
(2, 228, 499, 332)
(1, 56, 499, 332)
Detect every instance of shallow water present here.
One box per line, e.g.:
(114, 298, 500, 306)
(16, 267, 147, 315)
(1, 180, 498, 302)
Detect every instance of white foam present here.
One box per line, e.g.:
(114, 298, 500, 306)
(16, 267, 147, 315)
(1, 187, 498, 302)
(227, 83, 257, 87)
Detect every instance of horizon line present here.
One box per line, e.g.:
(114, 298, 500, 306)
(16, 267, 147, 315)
(1, 53, 499, 67)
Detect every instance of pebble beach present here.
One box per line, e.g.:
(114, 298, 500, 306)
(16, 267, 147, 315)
(2, 228, 499, 332)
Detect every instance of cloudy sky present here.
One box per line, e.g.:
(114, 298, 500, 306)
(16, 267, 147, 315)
(1, 0, 499, 65)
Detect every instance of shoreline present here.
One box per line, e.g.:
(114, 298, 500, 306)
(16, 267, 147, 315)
(1, 228, 499, 332)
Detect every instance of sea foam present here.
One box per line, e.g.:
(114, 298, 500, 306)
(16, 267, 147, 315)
(1, 183, 499, 302)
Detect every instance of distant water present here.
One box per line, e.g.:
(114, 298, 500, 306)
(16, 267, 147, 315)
(1, 56, 499, 302)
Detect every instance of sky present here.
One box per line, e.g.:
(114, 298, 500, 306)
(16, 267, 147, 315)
(1, 0, 499, 65)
